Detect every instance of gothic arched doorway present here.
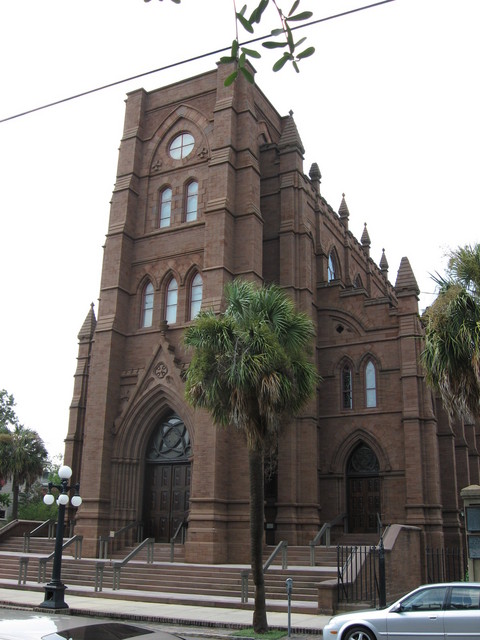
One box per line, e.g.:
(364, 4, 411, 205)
(347, 442, 381, 533)
(143, 414, 192, 542)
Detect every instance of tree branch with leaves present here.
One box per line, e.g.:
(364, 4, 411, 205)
(144, 0, 315, 85)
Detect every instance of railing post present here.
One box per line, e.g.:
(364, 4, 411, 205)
(378, 539, 386, 607)
(38, 558, 47, 583)
(74, 536, 83, 560)
(147, 538, 154, 563)
(95, 562, 104, 592)
(282, 541, 288, 569)
(23, 533, 30, 553)
(18, 557, 28, 584)
(309, 542, 315, 566)
(48, 520, 55, 539)
(326, 525, 331, 547)
(241, 570, 249, 603)
(113, 564, 120, 590)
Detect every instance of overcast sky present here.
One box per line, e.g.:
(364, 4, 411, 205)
(1, 0, 478, 457)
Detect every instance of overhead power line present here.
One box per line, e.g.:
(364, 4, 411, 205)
(0, 0, 396, 124)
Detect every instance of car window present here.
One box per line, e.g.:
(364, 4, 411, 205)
(448, 586, 480, 610)
(400, 586, 447, 611)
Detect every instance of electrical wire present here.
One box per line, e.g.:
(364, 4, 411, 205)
(0, 0, 396, 124)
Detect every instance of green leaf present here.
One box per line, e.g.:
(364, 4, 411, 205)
(220, 56, 236, 64)
(286, 23, 294, 50)
(241, 47, 261, 59)
(236, 12, 254, 33)
(286, 11, 313, 22)
(224, 71, 238, 87)
(240, 66, 255, 84)
(232, 39, 239, 58)
(273, 53, 293, 72)
(292, 61, 300, 73)
(288, 0, 300, 16)
(270, 28, 284, 36)
(295, 46, 315, 60)
(294, 36, 306, 48)
(262, 40, 288, 49)
(239, 4, 247, 16)
(250, 0, 269, 23)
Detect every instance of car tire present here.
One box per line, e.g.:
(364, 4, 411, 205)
(342, 626, 376, 640)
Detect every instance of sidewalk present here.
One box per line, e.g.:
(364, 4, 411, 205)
(0, 586, 330, 636)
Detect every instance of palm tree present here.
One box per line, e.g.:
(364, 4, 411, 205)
(0, 423, 49, 519)
(421, 243, 480, 419)
(184, 280, 318, 632)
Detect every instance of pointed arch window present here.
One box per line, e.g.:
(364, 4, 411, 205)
(185, 180, 198, 222)
(342, 365, 353, 409)
(190, 273, 203, 320)
(159, 187, 172, 228)
(328, 251, 337, 282)
(141, 282, 154, 328)
(165, 278, 178, 325)
(366, 360, 377, 408)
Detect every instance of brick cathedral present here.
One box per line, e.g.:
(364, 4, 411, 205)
(64, 64, 478, 563)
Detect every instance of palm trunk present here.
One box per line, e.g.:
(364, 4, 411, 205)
(249, 448, 268, 633)
(11, 473, 19, 520)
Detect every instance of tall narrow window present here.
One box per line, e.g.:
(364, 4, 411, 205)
(190, 273, 203, 320)
(185, 180, 198, 222)
(159, 187, 172, 228)
(166, 278, 178, 325)
(366, 360, 377, 408)
(342, 365, 353, 409)
(328, 252, 337, 282)
(142, 282, 154, 328)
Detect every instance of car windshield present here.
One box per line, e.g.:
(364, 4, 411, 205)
(43, 622, 154, 640)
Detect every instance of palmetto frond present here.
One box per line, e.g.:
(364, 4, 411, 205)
(421, 244, 480, 419)
(184, 279, 319, 451)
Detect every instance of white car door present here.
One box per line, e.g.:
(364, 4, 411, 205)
(443, 585, 480, 639)
(387, 585, 447, 640)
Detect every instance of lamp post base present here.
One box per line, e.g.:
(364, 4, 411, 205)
(39, 583, 69, 609)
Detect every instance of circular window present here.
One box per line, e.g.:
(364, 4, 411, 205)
(169, 133, 194, 159)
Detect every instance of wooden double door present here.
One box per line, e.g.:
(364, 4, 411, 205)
(348, 476, 381, 533)
(144, 462, 190, 542)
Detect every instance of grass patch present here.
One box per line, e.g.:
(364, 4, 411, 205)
(233, 630, 286, 639)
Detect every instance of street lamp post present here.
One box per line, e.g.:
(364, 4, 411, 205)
(39, 464, 82, 609)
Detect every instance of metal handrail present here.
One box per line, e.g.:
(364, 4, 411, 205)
(38, 535, 83, 582)
(112, 537, 154, 590)
(241, 541, 288, 602)
(23, 519, 56, 552)
(170, 519, 187, 562)
(98, 521, 143, 559)
(309, 512, 347, 565)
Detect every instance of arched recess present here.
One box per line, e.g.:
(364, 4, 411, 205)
(346, 441, 381, 534)
(143, 412, 192, 542)
(330, 431, 390, 534)
(110, 369, 195, 532)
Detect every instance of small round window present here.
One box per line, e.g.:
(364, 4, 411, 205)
(169, 133, 194, 159)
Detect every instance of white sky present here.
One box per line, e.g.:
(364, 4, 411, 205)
(0, 0, 478, 457)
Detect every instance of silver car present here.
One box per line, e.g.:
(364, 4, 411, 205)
(0, 609, 186, 640)
(322, 582, 480, 640)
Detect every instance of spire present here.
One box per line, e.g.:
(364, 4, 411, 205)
(338, 193, 349, 228)
(309, 163, 321, 194)
(379, 248, 389, 276)
(279, 110, 305, 154)
(361, 222, 371, 257)
(395, 257, 420, 296)
(78, 303, 97, 341)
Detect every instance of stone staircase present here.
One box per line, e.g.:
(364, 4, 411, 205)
(0, 534, 341, 613)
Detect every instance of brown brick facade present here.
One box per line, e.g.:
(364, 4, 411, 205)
(64, 64, 479, 562)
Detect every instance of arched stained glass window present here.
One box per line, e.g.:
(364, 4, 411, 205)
(166, 278, 178, 325)
(146, 415, 191, 461)
(190, 273, 203, 320)
(142, 282, 154, 328)
(328, 252, 337, 282)
(185, 180, 198, 222)
(342, 365, 353, 409)
(159, 187, 172, 228)
(366, 360, 377, 408)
